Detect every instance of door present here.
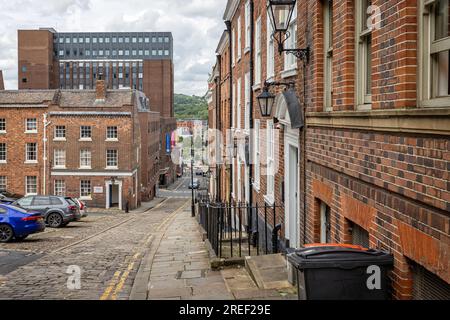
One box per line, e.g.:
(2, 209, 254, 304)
(287, 145, 299, 248)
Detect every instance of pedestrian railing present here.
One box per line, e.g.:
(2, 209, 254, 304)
(196, 194, 283, 259)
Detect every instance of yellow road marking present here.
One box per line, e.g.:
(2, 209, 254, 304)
(99, 199, 189, 300)
(100, 271, 121, 300)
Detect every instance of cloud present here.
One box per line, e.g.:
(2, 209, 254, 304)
(0, 0, 226, 96)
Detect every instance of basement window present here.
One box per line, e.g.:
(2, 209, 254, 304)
(411, 262, 450, 300)
(350, 222, 370, 248)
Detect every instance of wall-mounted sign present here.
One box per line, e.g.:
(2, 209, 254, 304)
(166, 133, 171, 154)
(94, 186, 104, 194)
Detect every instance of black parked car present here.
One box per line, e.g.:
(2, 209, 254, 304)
(12, 196, 81, 228)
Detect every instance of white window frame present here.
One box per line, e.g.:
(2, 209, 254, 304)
(106, 149, 118, 169)
(267, 13, 275, 79)
(0, 143, 6, 163)
(232, 82, 237, 128)
(80, 180, 92, 200)
(25, 176, 38, 196)
(255, 17, 262, 86)
(80, 149, 92, 169)
(54, 180, 66, 196)
(355, 0, 372, 109)
(253, 120, 261, 190)
(420, 0, 450, 107)
(284, 5, 298, 72)
(244, 73, 250, 130)
(245, 1, 251, 51)
(53, 149, 66, 169)
(265, 120, 275, 204)
(324, 0, 334, 111)
(54, 125, 66, 141)
(25, 143, 38, 163)
(237, 16, 242, 61)
(106, 126, 118, 141)
(80, 126, 92, 141)
(25, 118, 37, 133)
(0, 118, 6, 133)
(237, 78, 242, 129)
(232, 27, 236, 66)
(0, 176, 7, 192)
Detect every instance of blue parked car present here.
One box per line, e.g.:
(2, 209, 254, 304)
(0, 204, 45, 242)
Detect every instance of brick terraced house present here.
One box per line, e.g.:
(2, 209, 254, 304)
(0, 79, 161, 210)
(17, 28, 176, 188)
(210, 0, 450, 299)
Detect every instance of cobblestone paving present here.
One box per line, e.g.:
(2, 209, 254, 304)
(0, 198, 188, 300)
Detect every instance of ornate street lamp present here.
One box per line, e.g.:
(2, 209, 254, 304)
(257, 86, 276, 117)
(266, 0, 310, 61)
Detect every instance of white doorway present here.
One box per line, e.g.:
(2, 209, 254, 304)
(285, 143, 299, 248)
(106, 180, 123, 210)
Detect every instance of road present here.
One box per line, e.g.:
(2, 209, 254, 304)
(0, 197, 190, 300)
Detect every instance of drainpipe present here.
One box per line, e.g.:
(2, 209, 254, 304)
(249, 0, 254, 210)
(225, 20, 233, 203)
(43, 113, 51, 195)
(216, 54, 222, 203)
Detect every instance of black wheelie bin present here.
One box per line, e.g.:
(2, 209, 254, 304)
(287, 244, 394, 300)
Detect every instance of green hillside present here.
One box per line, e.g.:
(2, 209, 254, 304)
(174, 94, 208, 120)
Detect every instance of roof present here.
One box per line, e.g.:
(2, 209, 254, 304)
(0, 90, 56, 105)
(58, 90, 134, 108)
(0, 89, 136, 108)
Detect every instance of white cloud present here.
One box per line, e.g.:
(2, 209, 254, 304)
(0, 0, 226, 95)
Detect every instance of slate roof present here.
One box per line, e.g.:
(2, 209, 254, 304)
(0, 89, 135, 108)
(0, 90, 56, 105)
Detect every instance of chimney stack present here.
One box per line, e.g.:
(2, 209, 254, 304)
(0, 70, 4, 91)
(95, 73, 106, 102)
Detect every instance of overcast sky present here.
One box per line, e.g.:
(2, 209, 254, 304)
(0, 0, 226, 96)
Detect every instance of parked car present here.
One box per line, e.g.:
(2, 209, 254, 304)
(188, 179, 200, 189)
(0, 204, 45, 242)
(70, 198, 88, 218)
(0, 191, 21, 204)
(12, 196, 81, 228)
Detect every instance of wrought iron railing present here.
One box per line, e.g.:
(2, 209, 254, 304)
(196, 193, 283, 259)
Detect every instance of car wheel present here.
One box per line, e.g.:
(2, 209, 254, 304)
(0, 224, 14, 243)
(47, 213, 63, 228)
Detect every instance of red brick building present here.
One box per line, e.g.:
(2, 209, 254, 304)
(17, 28, 176, 189)
(211, 0, 450, 299)
(0, 80, 161, 210)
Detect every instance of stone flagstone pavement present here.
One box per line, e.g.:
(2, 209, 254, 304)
(131, 201, 233, 300)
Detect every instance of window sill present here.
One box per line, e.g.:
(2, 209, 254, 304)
(79, 138, 93, 142)
(105, 138, 119, 142)
(0, 161, 6, 164)
(281, 68, 298, 79)
(53, 138, 66, 142)
(356, 104, 372, 111)
(79, 166, 92, 170)
(105, 166, 119, 170)
(264, 194, 275, 206)
(25, 131, 38, 134)
(53, 166, 66, 169)
(0, 131, 6, 134)
(79, 196, 92, 201)
(266, 76, 275, 83)
(25, 193, 38, 197)
(25, 160, 38, 164)
(244, 47, 250, 54)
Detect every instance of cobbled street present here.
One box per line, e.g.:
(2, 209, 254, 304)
(0, 197, 193, 300)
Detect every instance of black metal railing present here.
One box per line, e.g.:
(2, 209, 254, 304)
(197, 194, 283, 259)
